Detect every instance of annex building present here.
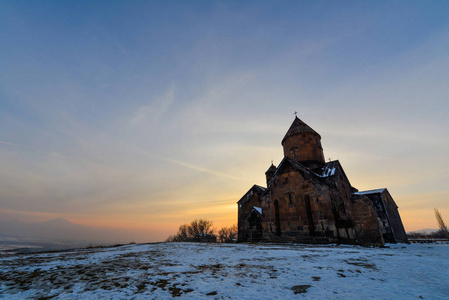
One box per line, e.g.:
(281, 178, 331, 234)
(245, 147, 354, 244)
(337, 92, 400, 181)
(237, 117, 408, 245)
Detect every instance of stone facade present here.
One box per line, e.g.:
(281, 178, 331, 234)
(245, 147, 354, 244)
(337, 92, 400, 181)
(237, 117, 408, 246)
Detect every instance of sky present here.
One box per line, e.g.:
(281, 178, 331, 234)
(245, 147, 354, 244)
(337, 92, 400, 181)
(1, 1, 448, 243)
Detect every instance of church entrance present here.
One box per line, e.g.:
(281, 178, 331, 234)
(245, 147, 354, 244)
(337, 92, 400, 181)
(247, 210, 263, 241)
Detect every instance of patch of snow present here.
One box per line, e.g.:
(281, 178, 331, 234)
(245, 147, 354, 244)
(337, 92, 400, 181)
(319, 165, 336, 177)
(252, 206, 262, 215)
(1, 242, 448, 299)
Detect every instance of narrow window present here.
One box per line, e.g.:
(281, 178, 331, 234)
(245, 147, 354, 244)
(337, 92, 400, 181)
(305, 195, 315, 236)
(274, 200, 281, 236)
(290, 147, 298, 160)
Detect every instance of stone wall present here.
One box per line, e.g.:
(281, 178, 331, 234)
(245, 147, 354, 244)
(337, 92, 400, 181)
(263, 166, 339, 243)
(350, 194, 385, 246)
(380, 191, 409, 243)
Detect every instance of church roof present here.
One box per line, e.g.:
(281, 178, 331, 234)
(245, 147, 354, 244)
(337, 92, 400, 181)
(281, 116, 321, 145)
(272, 156, 322, 182)
(237, 184, 266, 204)
(267, 157, 355, 192)
(321, 161, 338, 177)
(354, 188, 386, 195)
(317, 160, 355, 190)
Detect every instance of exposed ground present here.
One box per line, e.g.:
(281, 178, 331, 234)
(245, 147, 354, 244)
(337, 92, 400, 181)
(1, 242, 448, 299)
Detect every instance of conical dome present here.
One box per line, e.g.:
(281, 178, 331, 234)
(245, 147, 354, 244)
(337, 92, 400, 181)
(281, 116, 325, 165)
(282, 116, 320, 145)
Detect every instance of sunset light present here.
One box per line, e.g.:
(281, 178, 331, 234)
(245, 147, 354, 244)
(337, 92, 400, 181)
(1, 1, 448, 245)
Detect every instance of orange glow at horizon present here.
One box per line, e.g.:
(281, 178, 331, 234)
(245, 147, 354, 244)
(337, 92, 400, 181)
(1, 161, 447, 241)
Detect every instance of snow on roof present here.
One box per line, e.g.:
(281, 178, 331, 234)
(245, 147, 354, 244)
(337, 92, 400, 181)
(354, 188, 386, 195)
(314, 160, 338, 178)
(252, 206, 262, 215)
(322, 165, 336, 177)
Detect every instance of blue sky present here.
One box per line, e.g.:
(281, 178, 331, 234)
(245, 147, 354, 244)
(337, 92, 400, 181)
(1, 1, 449, 242)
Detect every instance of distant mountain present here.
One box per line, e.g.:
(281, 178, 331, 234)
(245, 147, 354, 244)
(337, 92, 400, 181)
(0, 217, 159, 249)
(407, 228, 439, 234)
(40, 218, 76, 226)
(0, 218, 99, 242)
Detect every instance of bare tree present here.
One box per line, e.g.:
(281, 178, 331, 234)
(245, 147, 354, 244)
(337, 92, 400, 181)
(188, 219, 214, 237)
(218, 225, 237, 243)
(169, 219, 216, 242)
(176, 224, 189, 241)
(434, 208, 449, 238)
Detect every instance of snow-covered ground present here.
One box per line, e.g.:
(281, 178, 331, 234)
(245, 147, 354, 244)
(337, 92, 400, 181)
(1, 242, 448, 299)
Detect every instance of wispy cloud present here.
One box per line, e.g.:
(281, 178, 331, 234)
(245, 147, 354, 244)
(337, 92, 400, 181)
(0, 139, 66, 159)
(0, 139, 21, 146)
(130, 85, 175, 126)
(163, 157, 244, 181)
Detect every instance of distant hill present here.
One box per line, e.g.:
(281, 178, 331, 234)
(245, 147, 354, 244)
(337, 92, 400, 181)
(0, 218, 126, 249)
(0, 218, 106, 251)
(0, 218, 93, 241)
(0, 217, 164, 250)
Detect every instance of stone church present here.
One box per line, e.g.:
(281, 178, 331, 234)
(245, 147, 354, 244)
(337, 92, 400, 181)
(237, 116, 408, 245)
